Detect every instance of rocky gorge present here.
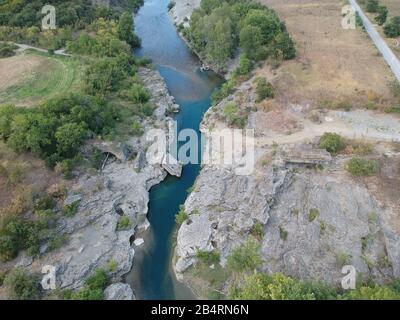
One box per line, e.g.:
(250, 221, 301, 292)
(18, 67, 181, 299)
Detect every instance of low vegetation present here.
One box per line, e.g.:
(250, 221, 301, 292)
(0, 42, 16, 57)
(227, 237, 263, 272)
(255, 77, 275, 102)
(319, 133, 346, 155)
(116, 216, 132, 231)
(196, 249, 220, 265)
(175, 205, 189, 225)
(65, 268, 109, 300)
(346, 157, 379, 177)
(3, 267, 39, 300)
(229, 271, 400, 300)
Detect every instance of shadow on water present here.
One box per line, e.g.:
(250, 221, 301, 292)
(124, 0, 223, 299)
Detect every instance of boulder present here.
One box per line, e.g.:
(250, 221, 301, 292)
(104, 283, 135, 300)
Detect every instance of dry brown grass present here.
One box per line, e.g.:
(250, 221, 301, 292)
(257, 0, 397, 109)
(0, 142, 62, 214)
(379, 0, 400, 16)
(0, 54, 44, 91)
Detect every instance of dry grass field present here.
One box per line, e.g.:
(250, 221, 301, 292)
(257, 0, 397, 109)
(0, 51, 82, 107)
(379, 0, 400, 16)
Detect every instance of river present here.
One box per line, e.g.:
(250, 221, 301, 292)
(124, 0, 222, 300)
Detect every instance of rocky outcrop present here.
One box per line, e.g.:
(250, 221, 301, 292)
(175, 146, 398, 286)
(174, 79, 400, 289)
(104, 283, 135, 300)
(26, 68, 179, 296)
(169, 0, 201, 26)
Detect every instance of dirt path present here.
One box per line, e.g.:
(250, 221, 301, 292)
(257, 109, 400, 146)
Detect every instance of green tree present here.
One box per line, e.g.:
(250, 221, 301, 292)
(117, 12, 140, 49)
(375, 6, 388, 26)
(273, 32, 296, 60)
(55, 123, 87, 158)
(384, 16, 400, 38)
(239, 25, 264, 60)
(366, 0, 379, 13)
(242, 9, 282, 45)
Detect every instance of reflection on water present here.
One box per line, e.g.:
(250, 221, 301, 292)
(125, 0, 222, 300)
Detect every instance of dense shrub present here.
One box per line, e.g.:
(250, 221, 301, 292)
(117, 12, 140, 49)
(175, 206, 189, 225)
(346, 157, 379, 176)
(223, 102, 248, 128)
(0, 42, 17, 57)
(366, 0, 379, 13)
(375, 6, 388, 26)
(227, 237, 262, 272)
(4, 268, 39, 300)
(71, 268, 108, 300)
(0, 94, 119, 166)
(319, 132, 346, 155)
(255, 77, 274, 102)
(196, 249, 220, 264)
(384, 16, 400, 38)
(230, 272, 341, 300)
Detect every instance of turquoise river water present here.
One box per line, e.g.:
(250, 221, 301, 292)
(125, 0, 222, 300)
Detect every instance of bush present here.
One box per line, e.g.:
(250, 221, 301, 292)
(346, 157, 379, 176)
(175, 206, 189, 225)
(196, 249, 220, 264)
(0, 42, 17, 57)
(223, 102, 248, 128)
(227, 238, 263, 272)
(251, 222, 264, 240)
(375, 6, 388, 26)
(129, 83, 151, 104)
(71, 268, 108, 300)
(308, 208, 319, 222)
(4, 268, 39, 300)
(0, 216, 32, 261)
(62, 202, 79, 217)
(229, 272, 316, 300)
(131, 119, 144, 136)
(344, 285, 400, 300)
(319, 132, 345, 155)
(255, 77, 274, 102)
(384, 16, 400, 38)
(117, 12, 140, 49)
(116, 216, 132, 231)
(366, 0, 379, 13)
(237, 54, 252, 75)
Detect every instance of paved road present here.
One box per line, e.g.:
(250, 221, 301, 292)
(349, 0, 400, 81)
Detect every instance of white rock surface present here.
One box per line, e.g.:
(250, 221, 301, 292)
(104, 283, 135, 300)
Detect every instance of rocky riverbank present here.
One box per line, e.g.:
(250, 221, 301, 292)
(173, 72, 400, 298)
(18, 67, 180, 299)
